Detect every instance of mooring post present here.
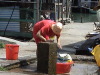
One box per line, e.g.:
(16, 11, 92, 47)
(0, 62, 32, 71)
(37, 42, 57, 75)
(81, 16, 83, 23)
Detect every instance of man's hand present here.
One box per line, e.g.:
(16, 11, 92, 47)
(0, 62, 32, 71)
(36, 31, 47, 42)
(46, 40, 54, 42)
(57, 43, 62, 49)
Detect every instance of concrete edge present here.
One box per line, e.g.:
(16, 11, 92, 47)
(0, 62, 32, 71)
(71, 55, 96, 62)
(2, 56, 37, 70)
(1, 55, 96, 70)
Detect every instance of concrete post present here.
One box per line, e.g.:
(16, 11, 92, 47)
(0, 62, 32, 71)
(37, 42, 57, 75)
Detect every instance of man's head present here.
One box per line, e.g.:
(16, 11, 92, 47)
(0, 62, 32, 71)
(51, 22, 63, 35)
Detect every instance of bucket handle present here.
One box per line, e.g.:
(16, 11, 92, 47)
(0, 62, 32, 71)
(8, 46, 13, 50)
(7, 46, 18, 54)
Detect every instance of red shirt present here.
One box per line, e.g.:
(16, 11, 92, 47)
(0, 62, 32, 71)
(33, 20, 60, 44)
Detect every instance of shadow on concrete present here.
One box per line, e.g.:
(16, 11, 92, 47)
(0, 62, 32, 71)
(62, 40, 85, 54)
(62, 39, 94, 56)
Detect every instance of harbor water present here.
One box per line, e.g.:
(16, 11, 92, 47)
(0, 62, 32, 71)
(71, 12, 98, 23)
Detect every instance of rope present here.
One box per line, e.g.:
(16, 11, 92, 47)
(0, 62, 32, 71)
(3, 4, 16, 36)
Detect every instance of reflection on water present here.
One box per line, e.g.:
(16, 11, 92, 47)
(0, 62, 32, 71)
(71, 13, 98, 23)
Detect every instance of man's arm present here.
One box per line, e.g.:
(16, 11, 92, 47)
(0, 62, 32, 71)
(57, 36, 62, 49)
(36, 30, 46, 42)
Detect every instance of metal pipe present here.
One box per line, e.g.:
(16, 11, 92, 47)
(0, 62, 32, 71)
(54, 0, 56, 21)
(80, 0, 83, 23)
(4, 5, 16, 36)
(58, 0, 60, 21)
(36, 0, 40, 22)
(61, 0, 63, 23)
(66, 0, 68, 20)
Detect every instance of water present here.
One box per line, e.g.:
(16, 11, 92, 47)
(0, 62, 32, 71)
(70, 62, 99, 75)
(71, 12, 98, 23)
(8, 60, 99, 75)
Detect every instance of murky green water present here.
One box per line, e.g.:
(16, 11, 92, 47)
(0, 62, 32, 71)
(71, 12, 98, 23)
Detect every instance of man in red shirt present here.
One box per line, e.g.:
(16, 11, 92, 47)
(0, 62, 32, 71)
(33, 19, 63, 49)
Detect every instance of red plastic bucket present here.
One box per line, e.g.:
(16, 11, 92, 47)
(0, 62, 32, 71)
(6, 44, 19, 60)
(56, 61, 73, 74)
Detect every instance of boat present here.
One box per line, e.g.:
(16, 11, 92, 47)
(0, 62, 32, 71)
(89, 9, 97, 14)
(72, 6, 90, 13)
(71, 0, 98, 14)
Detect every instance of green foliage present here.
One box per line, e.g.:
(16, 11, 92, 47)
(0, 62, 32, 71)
(0, 43, 5, 48)
(0, 67, 8, 71)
